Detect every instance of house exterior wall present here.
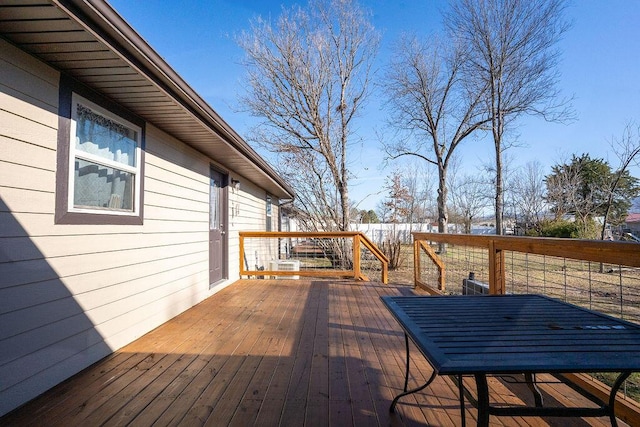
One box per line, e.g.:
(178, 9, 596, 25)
(229, 178, 281, 271)
(0, 38, 276, 416)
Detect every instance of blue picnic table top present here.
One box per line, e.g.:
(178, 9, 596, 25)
(381, 294, 640, 376)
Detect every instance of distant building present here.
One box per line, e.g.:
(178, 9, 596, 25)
(624, 213, 640, 237)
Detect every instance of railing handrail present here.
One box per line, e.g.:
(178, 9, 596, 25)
(413, 232, 640, 267)
(240, 231, 363, 238)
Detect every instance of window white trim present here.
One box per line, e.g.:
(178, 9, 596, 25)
(68, 93, 142, 216)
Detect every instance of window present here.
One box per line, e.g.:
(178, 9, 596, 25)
(70, 95, 141, 212)
(56, 75, 144, 224)
(266, 194, 272, 231)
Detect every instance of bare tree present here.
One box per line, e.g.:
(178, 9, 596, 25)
(377, 170, 417, 269)
(449, 173, 492, 233)
(478, 152, 518, 233)
(398, 161, 436, 226)
(375, 198, 392, 223)
(445, 0, 572, 235)
(380, 171, 413, 224)
(509, 160, 549, 234)
(238, 0, 379, 232)
(382, 35, 490, 235)
(600, 122, 640, 240)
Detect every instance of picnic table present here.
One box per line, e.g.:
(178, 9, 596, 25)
(381, 294, 640, 426)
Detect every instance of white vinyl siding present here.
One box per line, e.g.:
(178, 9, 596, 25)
(229, 179, 280, 271)
(0, 39, 271, 416)
(229, 178, 279, 233)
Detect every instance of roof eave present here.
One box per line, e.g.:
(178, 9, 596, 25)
(54, 0, 294, 199)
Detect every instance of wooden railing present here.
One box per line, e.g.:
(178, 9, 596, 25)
(413, 232, 640, 425)
(239, 231, 389, 283)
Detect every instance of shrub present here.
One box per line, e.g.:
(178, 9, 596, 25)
(533, 218, 598, 239)
(533, 219, 577, 238)
(381, 238, 404, 270)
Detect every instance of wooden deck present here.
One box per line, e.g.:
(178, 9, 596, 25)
(1, 279, 629, 426)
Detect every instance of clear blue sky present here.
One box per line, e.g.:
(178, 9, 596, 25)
(108, 0, 640, 210)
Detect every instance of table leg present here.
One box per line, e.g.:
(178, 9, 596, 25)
(524, 373, 543, 407)
(608, 371, 631, 427)
(389, 332, 438, 413)
(458, 375, 466, 427)
(474, 373, 490, 427)
(389, 370, 437, 412)
(403, 333, 410, 392)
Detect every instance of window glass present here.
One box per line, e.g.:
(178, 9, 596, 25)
(69, 94, 141, 214)
(266, 194, 272, 231)
(75, 104, 137, 167)
(210, 175, 220, 230)
(74, 159, 134, 210)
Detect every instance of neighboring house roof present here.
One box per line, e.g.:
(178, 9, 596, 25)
(0, 0, 294, 200)
(626, 213, 640, 224)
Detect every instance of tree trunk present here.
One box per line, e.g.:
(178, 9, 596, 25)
(495, 154, 503, 235)
(437, 165, 448, 253)
(493, 116, 504, 236)
(437, 165, 448, 233)
(340, 180, 349, 231)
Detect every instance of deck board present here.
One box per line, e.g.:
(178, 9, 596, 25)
(1, 279, 630, 426)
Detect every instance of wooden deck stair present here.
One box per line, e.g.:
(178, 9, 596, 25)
(1, 279, 628, 426)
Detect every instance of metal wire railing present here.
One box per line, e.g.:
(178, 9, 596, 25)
(416, 242, 640, 323)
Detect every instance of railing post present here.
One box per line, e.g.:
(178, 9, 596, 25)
(488, 239, 505, 295)
(438, 259, 445, 292)
(239, 233, 246, 278)
(353, 233, 361, 280)
(413, 239, 420, 289)
(381, 257, 388, 284)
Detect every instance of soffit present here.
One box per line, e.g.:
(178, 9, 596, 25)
(0, 0, 293, 199)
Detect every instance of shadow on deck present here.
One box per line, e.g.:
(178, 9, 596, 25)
(0, 279, 627, 426)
